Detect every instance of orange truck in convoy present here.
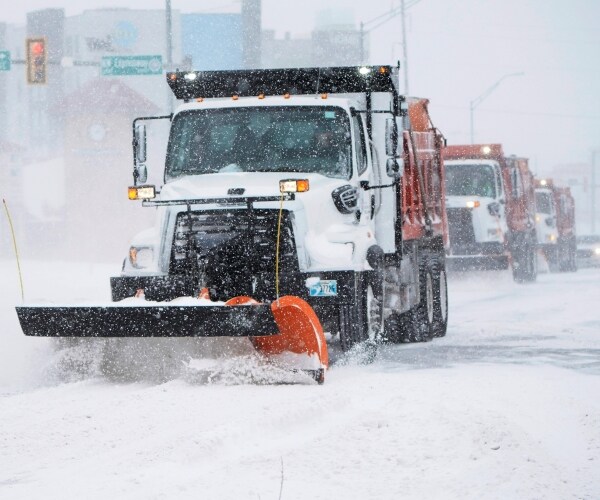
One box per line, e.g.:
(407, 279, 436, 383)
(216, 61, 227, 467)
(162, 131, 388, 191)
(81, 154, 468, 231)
(443, 144, 537, 282)
(534, 179, 577, 272)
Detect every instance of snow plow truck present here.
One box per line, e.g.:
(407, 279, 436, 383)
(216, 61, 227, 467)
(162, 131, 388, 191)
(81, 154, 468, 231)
(16, 65, 449, 383)
(534, 178, 577, 272)
(443, 144, 537, 282)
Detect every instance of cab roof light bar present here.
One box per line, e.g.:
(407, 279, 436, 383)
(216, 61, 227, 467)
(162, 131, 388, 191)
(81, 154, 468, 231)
(166, 66, 398, 101)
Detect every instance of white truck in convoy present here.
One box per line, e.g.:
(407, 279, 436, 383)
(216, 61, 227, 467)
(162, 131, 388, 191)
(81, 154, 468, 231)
(17, 66, 449, 381)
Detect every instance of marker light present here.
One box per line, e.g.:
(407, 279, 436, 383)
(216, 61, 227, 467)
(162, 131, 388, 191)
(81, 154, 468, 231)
(258, 93, 265, 99)
(283, 93, 291, 99)
(168, 73, 177, 81)
(129, 246, 153, 269)
(535, 214, 541, 222)
(232, 95, 239, 100)
(466, 200, 480, 209)
(196, 97, 204, 103)
(359, 66, 371, 75)
(321, 93, 328, 99)
(378, 66, 389, 74)
(128, 185, 156, 200)
(279, 179, 309, 193)
(481, 146, 491, 155)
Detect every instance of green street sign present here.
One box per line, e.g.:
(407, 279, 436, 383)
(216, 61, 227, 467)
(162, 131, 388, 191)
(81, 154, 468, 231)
(0, 51, 11, 71)
(101, 55, 162, 76)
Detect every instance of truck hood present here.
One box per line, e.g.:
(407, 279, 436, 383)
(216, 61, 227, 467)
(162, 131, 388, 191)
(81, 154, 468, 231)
(159, 172, 346, 200)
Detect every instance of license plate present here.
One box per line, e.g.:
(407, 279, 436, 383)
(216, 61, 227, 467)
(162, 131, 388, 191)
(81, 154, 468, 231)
(309, 280, 338, 297)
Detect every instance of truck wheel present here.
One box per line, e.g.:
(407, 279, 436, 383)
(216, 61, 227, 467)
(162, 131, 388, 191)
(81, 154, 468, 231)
(547, 246, 560, 273)
(339, 274, 382, 360)
(568, 241, 578, 272)
(561, 242, 577, 273)
(398, 265, 434, 342)
(513, 243, 537, 283)
(431, 260, 448, 338)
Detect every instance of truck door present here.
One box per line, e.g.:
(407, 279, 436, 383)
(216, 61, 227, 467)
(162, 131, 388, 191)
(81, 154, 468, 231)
(351, 111, 379, 222)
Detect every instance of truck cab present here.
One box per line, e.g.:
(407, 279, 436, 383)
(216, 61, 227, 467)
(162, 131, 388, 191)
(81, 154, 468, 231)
(534, 182, 559, 268)
(534, 179, 577, 272)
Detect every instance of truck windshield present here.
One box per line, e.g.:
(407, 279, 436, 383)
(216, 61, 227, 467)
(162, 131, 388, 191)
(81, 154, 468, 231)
(165, 106, 352, 180)
(445, 164, 497, 198)
(535, 192, 553, 214)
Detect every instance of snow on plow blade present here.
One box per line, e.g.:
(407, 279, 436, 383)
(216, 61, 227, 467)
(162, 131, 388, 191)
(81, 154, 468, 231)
(15, 304, 280, 338)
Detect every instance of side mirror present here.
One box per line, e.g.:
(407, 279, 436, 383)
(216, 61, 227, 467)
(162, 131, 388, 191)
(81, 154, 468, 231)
(385, 118, 397, 157)
(135, 124, 147, 164)
(134, 124, 147, 184)
(511, 168, 519, 199)
(386, 157, 404, 179)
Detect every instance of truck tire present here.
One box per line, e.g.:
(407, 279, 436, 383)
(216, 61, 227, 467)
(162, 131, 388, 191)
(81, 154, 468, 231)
(512, 240, 537, 283)
(339, 274, 382, 361)
(560, 239, 577, 272)
(431, 258, 448, 338)
(547, 246, 560, 273)
(397, 264, 434, 342)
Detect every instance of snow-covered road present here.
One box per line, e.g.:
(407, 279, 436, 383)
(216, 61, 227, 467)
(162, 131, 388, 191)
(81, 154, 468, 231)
(1, 261, 599, 499)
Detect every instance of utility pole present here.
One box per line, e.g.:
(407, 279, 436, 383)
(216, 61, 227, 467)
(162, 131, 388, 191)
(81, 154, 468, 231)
(469, 72, 524, 144)
(400, 0, 409, 94)
(165, 0, 173, 112)
(359, 21, 365, 64)
(592, 150, 597, 234)
(359, 0, 419, 86)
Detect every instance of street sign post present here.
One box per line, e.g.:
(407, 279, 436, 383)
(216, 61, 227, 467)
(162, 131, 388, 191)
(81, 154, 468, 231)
(101, 55, 163, 76)
(0, 51, 11, 71)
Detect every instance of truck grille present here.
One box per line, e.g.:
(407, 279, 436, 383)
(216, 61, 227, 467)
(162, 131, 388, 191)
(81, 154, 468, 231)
(447, 207, 477, 253)
(170, 209, 298, 275)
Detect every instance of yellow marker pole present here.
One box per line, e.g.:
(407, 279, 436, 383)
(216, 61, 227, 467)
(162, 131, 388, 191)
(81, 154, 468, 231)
(2, 199, 25, 302)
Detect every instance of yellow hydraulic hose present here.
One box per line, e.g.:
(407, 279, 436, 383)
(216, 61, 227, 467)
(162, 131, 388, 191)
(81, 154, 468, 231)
(2, 198, 25, 302)
(275, 193, 285, 303)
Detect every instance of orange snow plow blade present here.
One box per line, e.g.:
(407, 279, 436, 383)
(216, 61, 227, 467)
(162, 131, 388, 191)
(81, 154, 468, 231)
(226, 295, 329, 383)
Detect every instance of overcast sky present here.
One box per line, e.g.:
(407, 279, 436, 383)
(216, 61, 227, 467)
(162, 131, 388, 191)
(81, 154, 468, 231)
(3, 0, 600, 174)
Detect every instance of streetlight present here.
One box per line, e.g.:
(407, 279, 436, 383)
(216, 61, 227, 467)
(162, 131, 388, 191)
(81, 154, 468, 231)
(469, 72, 524, 144)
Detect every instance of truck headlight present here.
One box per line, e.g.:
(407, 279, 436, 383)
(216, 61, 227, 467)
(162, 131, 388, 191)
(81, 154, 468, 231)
(331, 185, 358, 214)
(594, 247, 600, 256)
(129, 247, 153, 269)
(488, 202, 500, 216)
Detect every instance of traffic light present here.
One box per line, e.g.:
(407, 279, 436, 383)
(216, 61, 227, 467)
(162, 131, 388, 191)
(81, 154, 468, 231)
(26, 38, 47, 85)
